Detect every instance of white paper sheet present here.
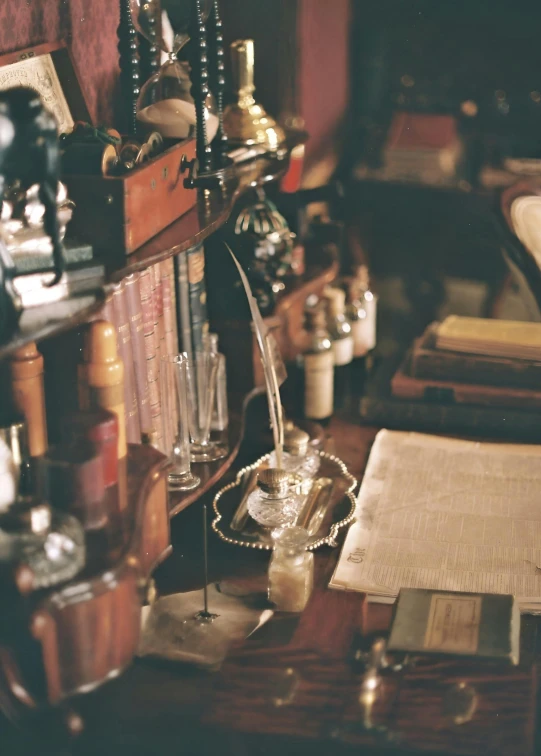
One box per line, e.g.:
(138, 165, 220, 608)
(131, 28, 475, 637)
(330, 430, 541, 613)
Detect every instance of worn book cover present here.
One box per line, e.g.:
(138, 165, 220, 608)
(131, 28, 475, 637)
(388, 588, 520, 664)
(411, 324, 541, 390)
(436, 316, 541, 359)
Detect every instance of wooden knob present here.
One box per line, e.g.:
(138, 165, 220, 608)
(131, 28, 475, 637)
(10, 341, 47, 457)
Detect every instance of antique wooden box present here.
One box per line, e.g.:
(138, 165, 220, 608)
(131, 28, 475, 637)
(0, 41, 197, 257)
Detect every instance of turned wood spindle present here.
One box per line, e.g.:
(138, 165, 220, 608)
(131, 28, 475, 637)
(189, 0, 212, 174)
(207, 0, 228, 166)
(117, 0, 140, 136)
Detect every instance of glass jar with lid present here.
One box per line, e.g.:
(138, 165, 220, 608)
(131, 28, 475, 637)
(269, 425, 320, 479)
(268, 526, 314, 612)
(247, 469, 304, 528)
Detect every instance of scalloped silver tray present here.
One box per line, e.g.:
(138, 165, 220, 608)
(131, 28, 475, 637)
(212, 450, 358, 550)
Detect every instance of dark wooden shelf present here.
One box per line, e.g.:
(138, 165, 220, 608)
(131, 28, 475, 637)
(0, 132, 307, 361)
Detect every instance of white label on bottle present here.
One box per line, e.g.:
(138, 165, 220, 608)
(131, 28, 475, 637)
(333, 336, 354, 366)
(304, 351, 334, 419)
(352, 294, 377, 357)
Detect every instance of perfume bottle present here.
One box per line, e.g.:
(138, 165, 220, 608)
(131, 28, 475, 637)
(247, 469, 304, 529)
(269, 425, 320, 479)
(301, 305, 334, 424)
(268, 526, 314, 612)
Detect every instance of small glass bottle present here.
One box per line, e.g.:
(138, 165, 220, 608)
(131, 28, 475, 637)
(268, 526, 314, 612)
(302, 305, 334, 425)
(206, 333, 229, 441)
(247, 469, 304, 529)
(324, 287, 354, 408)
(324, 286, 354, 368)
(269, 425, 320, 479)
(347, 266, 377, 359)
(0, 495, 85, 590)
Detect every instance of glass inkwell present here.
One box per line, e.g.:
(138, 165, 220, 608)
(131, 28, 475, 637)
(269, 425, 320, 480)
(131, 0, 218, 141)
(247, 468, 304, 529)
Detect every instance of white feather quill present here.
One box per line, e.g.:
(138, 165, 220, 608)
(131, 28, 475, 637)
(225, 243, 285, 468)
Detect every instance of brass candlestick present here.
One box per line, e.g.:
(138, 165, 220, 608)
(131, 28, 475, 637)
(223, 39, 286, 151)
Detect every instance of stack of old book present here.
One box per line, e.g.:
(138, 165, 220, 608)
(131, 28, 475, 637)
(355, 112, 463, 186)
(360, 316, 541, 440)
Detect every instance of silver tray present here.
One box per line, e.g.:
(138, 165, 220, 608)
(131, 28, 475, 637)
(211, 451, 358, 550)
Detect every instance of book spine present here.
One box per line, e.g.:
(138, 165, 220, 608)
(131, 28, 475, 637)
(162, 257, 178, 357)
(411, 349, 541, 391)
(153, 262, 167, 363)
(124, 273, 153, 434)
(139, 268, 162, 448)
(187, 243, 209, 354)
(359, 396, 541, 442)
(112, 282, 141, 444)
(175, 251, 193, 360)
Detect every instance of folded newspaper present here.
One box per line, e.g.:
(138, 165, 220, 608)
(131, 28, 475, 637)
(330, 430, 541, 614)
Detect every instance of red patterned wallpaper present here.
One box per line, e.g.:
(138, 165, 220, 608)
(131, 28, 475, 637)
(0, 0, 120, 126)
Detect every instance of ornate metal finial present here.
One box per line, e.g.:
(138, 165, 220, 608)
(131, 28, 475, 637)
(207, 0, 228, 166)
(118, 0, 140, 136)
(189, 0, 213, 174)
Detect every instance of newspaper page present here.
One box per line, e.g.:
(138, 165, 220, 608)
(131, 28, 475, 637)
(330, 430, 541, 613)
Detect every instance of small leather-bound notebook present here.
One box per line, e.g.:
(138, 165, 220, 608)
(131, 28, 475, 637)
(410, 323, 541, 390)
(388, 589, 520, 665)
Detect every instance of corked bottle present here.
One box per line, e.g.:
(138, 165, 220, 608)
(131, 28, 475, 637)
(323, 286, 353, 409)
(9, 342, 47, 458)
(302, 305, 334, 425)
(78, 320, 127, 460)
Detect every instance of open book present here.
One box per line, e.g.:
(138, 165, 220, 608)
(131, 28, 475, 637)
(330, 430, 541, 614)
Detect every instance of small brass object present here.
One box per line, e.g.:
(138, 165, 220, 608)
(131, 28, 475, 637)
(358, 637, 386, 730)
(230, 468, 259, 532)
(223, 40, 286, 151)
(443, 682, 478, 725)
(268, 667, 299, 707)
(296, 477, 333, 532)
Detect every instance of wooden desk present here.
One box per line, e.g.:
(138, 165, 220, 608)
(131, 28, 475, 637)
(1, 414, 538, 754)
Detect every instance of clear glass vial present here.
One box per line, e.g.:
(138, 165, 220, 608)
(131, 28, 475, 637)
(268, 526, 314, 612)
(247, 468, 304, 529)
(206, 333, 229, 436)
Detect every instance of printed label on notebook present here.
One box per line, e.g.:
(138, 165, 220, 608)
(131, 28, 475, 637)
(424, 593, 481, 654)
